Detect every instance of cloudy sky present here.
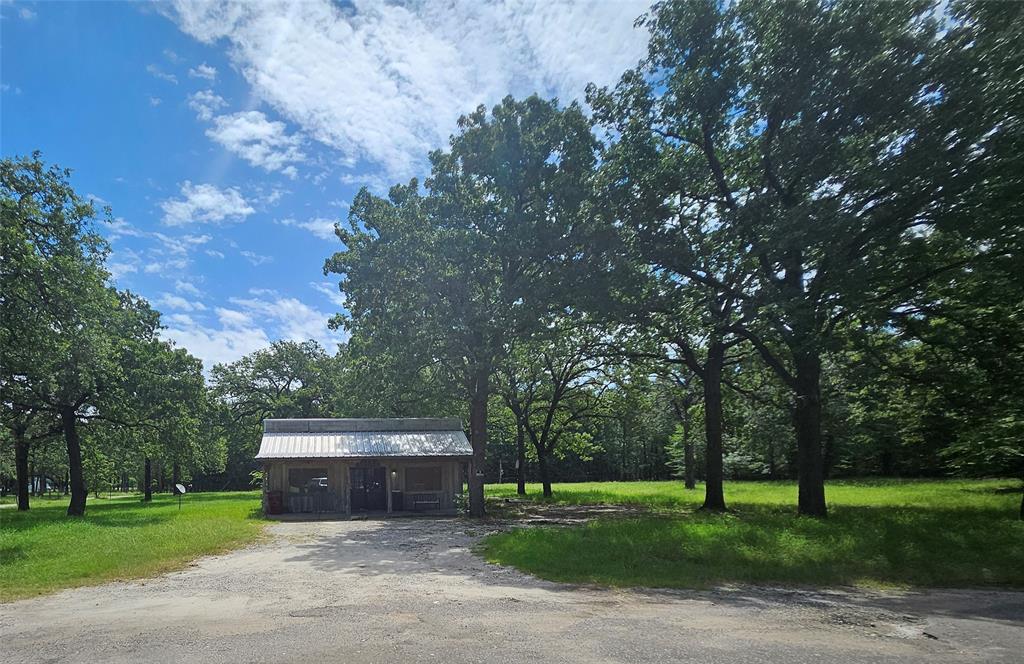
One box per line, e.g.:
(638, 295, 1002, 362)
(2, 0, 651, 370)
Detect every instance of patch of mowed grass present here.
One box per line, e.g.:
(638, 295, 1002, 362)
(0, 491, 266, 601)
(481, 479, 1024, 589)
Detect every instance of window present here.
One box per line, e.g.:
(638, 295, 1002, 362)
(288, 467, 329, 495)
(405, 466, 442, 491)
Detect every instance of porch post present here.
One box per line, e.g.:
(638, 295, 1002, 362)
(385, 462, 393, 513)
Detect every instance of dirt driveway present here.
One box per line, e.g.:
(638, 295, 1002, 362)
(2, 517, 1022, 663)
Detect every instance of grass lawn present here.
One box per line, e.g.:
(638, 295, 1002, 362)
(481, 479, 1024, 589)
(0, 491, 265, 601)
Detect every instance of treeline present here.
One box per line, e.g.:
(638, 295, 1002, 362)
(1, 155, 226, 515)
(325, 0, 1023, 517)
(3, 1, 1022, 519)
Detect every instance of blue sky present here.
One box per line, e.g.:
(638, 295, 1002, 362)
(2, 0, 650, 370)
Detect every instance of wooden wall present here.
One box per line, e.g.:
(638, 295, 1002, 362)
(263, 457, 465, 514)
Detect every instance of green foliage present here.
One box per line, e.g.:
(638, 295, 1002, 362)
(1, 153, 219, 512)
(326, 95, 601, 514)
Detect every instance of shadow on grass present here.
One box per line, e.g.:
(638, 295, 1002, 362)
(958, 485, 1024, 495)
(482, 503, 1024, 589)
(0, 492, 262, 532)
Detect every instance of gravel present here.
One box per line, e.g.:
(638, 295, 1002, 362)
(1, 517, 1021, 663)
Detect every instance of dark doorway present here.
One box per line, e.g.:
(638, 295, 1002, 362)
(350, 466, 386, 511)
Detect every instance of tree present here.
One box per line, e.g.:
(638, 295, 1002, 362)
(661, 373, 701, 490)
(1, 154, 204, 515)
(114, 336, 219, 500)
(327, 95, 597, 516)
(0, 406, 58, 510)
(211, 340, 334, 422)
(2, 153, 119, 516)
(498, 320, 607, 497)
(209, 340, 334, 488)
(588, 58, 757, 511)
(589, 0, 1014, 516)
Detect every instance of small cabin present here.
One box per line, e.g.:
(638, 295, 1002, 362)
(255, 418, 470, 516)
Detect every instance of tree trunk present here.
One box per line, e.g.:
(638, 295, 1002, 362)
(538, 448, 552, 498)
(61, 406, 87, 517)
(144, 458, 153, 502)
(701, 341, 727, 512)
(172, 462, 181, 487)
(682, 408, 695, 490)
(793, 350, 827, 517)
(15, 432, 30, 511)
(684, 440, 695, 491)
(467, 368, 489, 517)
(822, 433, 835, 480)
(515, 421, 527, 496)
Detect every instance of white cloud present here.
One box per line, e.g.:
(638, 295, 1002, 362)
(146, 63, 178, 84)
(175, 279, 203, 296)
(18, 7, 36, 20)
(144, 257, 189, 274)
(107, 218, 144, 240)
(216, 307, 253, 329)
(166, 313, 195, 327)
(205, 249, 226, 259)
(106, 246, 144, 281)
(107, 260, 139, 280)
(162, 314, 270, 370)
(161, 181, 254, 226)
(339, 171, 393, 195)
(278, 216, 337, 241)
(255, 186, 287, 206)
(87, 193, 110, 207)
(164, 49, 183, 64)
(155, 293, 207, 312)
(103, 219, 214, 280)
(229, 294, 346, 350)
(205, 110, 305, 175)
(168, 0, 651, 182)
(240, 250, 272, 266)
(188, 89, 227, 121)
(148, 96, 163, 106)
(310, 281, 346, 309)
(188, 62, 217, 80)
(160, 293, 345, 369)
(153, 232, 211, 254)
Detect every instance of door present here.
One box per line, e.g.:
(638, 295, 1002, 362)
(350, 466, 387, 511)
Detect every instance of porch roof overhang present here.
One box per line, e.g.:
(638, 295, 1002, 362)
(255, 418, 472, 460)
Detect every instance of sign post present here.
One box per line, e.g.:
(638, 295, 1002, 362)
(173, 483, 187, 510)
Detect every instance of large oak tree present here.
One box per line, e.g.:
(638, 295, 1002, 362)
(327, 95, 597, 516)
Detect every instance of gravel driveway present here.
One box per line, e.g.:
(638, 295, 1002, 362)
(2, 517, 1022, 663)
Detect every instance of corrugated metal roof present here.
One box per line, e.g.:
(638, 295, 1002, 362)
(255, 428, 472, 460)
(263, 418, 462, 433)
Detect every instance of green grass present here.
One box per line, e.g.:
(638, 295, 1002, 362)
(481, 479, 1024, 589)
(0, 491, 265, 601)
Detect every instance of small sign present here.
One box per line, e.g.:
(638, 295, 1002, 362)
(475, 469, 485, 477)
(173, 483, 187, 511)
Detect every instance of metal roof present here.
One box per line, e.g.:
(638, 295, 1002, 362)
(263, 417, 462, 433)
(255, 418, 471, 459)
